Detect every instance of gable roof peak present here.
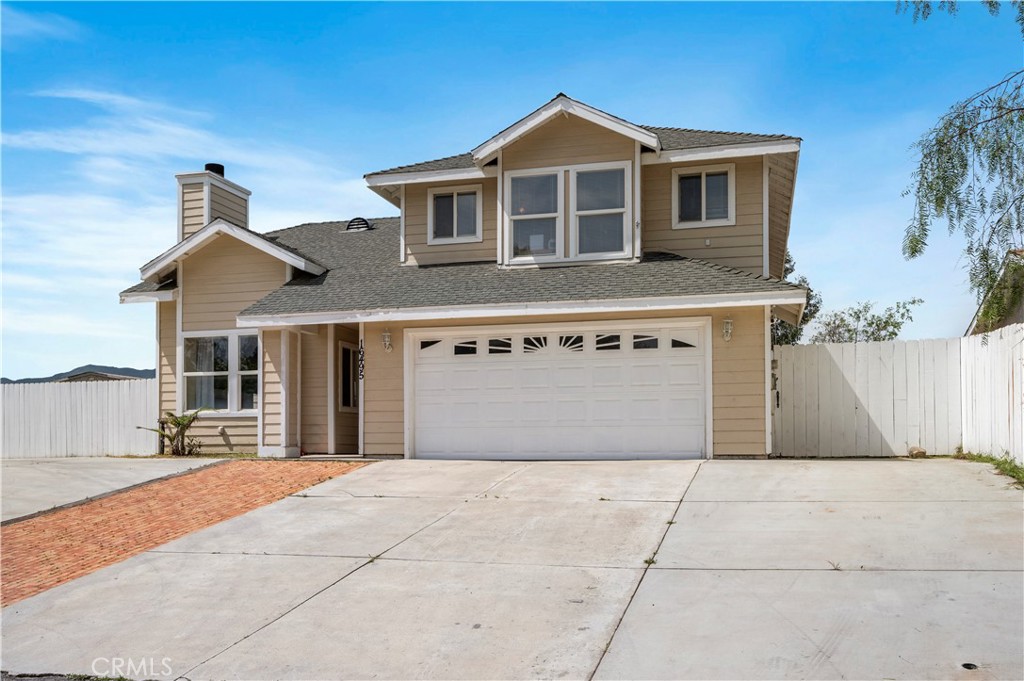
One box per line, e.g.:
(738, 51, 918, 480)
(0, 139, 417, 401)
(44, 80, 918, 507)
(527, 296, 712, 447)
(470, 94, 661, 163)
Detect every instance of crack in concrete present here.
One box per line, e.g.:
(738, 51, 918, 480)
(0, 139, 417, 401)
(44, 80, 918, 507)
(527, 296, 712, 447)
(587, 460, 704, 681)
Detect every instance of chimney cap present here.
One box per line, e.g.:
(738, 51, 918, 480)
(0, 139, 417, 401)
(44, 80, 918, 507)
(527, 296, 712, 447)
(205, 163, 225, 177)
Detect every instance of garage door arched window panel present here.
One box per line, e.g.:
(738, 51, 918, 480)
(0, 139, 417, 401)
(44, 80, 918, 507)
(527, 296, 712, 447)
(523, 335, 549, 354)
(488, 337, 513, 354)
(596, 333, 621, 351)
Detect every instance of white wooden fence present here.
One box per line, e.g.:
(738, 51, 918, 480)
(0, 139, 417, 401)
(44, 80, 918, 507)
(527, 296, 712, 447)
(1, 379, 158, 459)
(774, 324, 1024, 462)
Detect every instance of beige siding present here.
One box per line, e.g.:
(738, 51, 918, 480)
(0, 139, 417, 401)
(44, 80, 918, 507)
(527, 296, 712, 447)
(191, 417, 257, 454)
(642, 156, 764, 274)
(181, 183, 205, 238)
(362, 306, 767, 457)
(405, 178, 498, 265)
(209, 184, 248, 228)
(502, 114, 634, 170)
(262, 330, 282, 447)
(157, 301, 177, 415)
(181, 235, 285, 332)
(300, 326, 329, 453)
(767, 152, 798, 279)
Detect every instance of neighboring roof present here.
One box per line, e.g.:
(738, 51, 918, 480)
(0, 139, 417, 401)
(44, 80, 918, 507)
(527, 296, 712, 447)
(238, 218, 806, 321)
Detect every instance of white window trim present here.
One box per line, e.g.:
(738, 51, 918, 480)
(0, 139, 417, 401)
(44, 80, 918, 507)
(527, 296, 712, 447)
(504, 167, 565, 264)
(427, 184, 484, 245)
(337, 341, 359, 413)
(671, 163, 737, 229)
(568, 160, 632, 260)
(180, 329, 259, 416)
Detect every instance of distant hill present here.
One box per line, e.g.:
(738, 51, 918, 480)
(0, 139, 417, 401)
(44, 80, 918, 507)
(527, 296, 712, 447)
(1, 365, 155, 384)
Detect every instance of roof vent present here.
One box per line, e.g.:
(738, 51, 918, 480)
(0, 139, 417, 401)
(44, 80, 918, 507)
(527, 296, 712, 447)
(205, 163, 225, 177)
(346, 217, 371, 231)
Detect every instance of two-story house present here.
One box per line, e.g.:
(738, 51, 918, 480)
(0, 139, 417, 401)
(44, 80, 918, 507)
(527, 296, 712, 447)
(120, 94, 807, 459)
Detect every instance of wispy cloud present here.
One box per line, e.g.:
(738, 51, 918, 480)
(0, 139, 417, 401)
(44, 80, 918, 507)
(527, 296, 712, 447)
(2, 88, 392, 378)
(1, 5, 84, 46)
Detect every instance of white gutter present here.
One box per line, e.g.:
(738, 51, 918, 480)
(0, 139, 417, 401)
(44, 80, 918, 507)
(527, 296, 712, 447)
(237, 290, 808, 328)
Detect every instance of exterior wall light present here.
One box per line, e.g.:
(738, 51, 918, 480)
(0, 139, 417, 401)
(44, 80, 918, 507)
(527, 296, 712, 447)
(723, 317, 733, 342)
(382, 329, 393, 353)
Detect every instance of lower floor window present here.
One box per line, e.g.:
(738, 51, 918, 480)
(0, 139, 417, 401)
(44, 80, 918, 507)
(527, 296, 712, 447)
(184, 333, 258, 412)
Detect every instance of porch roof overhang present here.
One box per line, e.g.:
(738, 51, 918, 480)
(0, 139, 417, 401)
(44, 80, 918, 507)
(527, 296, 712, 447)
(235, 289, 808, 328)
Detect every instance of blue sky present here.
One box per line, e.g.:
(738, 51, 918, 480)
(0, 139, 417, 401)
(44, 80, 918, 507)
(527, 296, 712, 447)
(2, 1, 1021, 379)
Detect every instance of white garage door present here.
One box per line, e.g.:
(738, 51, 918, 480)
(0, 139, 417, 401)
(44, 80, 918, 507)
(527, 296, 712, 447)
(409, 320, 710, 460)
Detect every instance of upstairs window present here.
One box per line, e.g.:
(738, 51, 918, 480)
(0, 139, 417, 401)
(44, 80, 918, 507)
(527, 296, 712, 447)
(672, 163, 736, 229)
(428, 185, 483, 244)
(506, 161, 632, 264)
(572, 164, 629, 257)
(510, 172, 561, 260)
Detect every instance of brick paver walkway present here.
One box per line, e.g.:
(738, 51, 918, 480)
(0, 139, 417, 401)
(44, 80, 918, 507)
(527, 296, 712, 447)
(0, 460, 365, 607)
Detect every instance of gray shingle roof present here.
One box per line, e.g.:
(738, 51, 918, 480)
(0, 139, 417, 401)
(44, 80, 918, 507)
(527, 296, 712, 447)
(120, 277, 176, 297)
(367, 126, 798, 178)
(236, 218, 804, 319)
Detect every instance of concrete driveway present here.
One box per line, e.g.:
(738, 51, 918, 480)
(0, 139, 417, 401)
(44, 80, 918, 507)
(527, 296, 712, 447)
(2, 459, 1021, 680)
(1, 457, 224, 521)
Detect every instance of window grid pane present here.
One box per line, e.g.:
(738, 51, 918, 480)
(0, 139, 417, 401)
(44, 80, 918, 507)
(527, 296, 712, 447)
(433, 193, 454, 239)
(511, 174, 558, 215)
(678, 175, 702, 222)
(456, 192, 477, 237)
(578, 213, 624, 254)
(238, 335, 258, 371)
(705, 172, 729, 220)
(184, 337, 228, 373)
(512, 218, 557, 257)
(577, 169, 625, 211)
(186, 375, 228, 411)
(240, 376, 258, 410)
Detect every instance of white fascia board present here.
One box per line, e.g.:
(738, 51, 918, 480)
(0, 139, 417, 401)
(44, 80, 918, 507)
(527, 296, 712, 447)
(471, 96, 661, 163)
(365, 165, 497, 188)
(119, 289, 178, 304)
(642, 140, 801, 165)
(140, 218, 325, 281)
(237, 289, 809, 328)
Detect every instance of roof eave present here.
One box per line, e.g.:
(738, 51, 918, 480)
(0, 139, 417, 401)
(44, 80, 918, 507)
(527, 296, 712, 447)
(642, 139, 801, 165)
(236, 289, 808, 328)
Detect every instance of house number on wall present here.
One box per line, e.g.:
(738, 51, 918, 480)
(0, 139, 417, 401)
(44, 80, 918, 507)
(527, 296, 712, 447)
(358, 340, 365, 380)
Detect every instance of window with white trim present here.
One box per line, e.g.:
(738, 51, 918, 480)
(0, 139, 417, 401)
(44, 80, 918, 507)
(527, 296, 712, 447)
(427, 185, 483, 244)
(572, 164, 629, 256)
(672, 163, 736, 229)
(509, 172, 561, 260)
(183, 333, 258, 412)
(505, 161, 632, 264)
(338, 343, 358, 411)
